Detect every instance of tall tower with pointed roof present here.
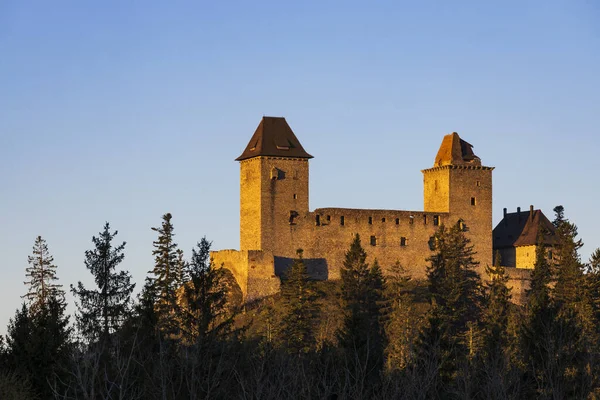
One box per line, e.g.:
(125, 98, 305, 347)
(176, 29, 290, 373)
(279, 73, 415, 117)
(422, 132, 494, 268)
(236, 117, 313, 252)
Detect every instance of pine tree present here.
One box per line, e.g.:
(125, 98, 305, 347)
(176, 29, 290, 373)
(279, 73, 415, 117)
(23, 236, 64, 313)
(179, 237, 234, 342)
(71, 222, 135, 344)
(149, 213, 180, 332)
(337, 234, 386, 391)
(280, 249, 319, 354)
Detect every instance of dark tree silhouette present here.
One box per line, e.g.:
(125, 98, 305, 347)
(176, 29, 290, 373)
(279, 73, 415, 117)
(71, 222, 135, 343)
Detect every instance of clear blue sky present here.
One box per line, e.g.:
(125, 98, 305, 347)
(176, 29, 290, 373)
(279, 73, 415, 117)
(1, 1, 599, 334)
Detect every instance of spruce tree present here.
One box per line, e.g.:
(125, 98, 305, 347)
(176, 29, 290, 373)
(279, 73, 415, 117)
(71, 222, 135, 344)
(481, 251, 512, 361)
(521, 207, 594, 398)
(337, 234, 386, 391)
(383, 261, 416, 371)
(180, 237, 234, 342)
(23, 236, 64, 313)
(149, 213, 180, 332)
(280, 249, 319, 354)
(425, 224, 482, 350)
(587, 248, 600, 329)
(418, 223, 483, 389)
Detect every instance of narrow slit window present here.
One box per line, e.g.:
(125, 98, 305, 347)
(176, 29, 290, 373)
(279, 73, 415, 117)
(315, 215, 320, 226)
(340, 216, 345, 226)
(471, 197, 476, 206)
(433, 215, 439, 226)
(368, 216, 373, 225)
(370, 235, 377, 246)
(293, 193, 297, 199)
(476, 180, 481, 187)
(409, 216, 414, 225)
(400, 237, 407, 246)
(395, 218, 400, 225)
(423, 215, 427, 224)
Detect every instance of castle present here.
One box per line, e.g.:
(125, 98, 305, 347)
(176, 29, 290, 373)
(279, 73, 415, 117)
(212, 117, 554, 303)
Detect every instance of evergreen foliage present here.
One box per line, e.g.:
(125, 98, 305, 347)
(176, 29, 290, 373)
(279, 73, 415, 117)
(6, 299, 71, 399)
(149, 212, 181, 333)
(179, 237, 235, 342)
(23, 236, 64, 313)
(383, 261, 418, 371)
(71, 222, 135, 343)
(337, 234, 386, 393)
(425, 223, 483, 355)
(280, 249, 320, 354)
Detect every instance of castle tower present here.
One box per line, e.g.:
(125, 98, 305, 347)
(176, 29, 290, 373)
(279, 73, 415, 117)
(236, 117, 313, 252)
(422, 132, 494, 268)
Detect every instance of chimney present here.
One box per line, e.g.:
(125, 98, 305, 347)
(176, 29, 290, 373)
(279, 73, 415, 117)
(517, 207, 521, 222)
(530, 205, 534, 221)
(503, 208, 508, 226)
(503, 208, 507, 217)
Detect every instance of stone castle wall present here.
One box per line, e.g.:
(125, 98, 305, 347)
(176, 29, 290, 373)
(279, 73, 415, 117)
(271, 208, 451, 280)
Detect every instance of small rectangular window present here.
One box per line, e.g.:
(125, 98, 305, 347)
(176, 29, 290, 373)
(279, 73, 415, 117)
(400, 237, 407, 246)
(433, 215, 439, 226)
(368, 217, 373, 225)
(409, 215, 414, 225)
(471, 197, 476, 206)
(476, 181, 481, 187)
(395, 218, 400, 225)
(381, 217, 386, 223)
(326, 215, 331, 222)
(315, 215, 320, 226)
(293, 193, 297, 199)
(370, 235, 377, 246)
(340, 216, 345, 226)
(423, 215, 427, 224)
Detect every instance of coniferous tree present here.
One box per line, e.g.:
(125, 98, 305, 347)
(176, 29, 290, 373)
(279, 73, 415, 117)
(280, 249, 319, 354)
(521, 208, 594, 399)
(425, 224, 482, 353)
(587, 248, 600, 329)
(149, 212, 180, 332)
(179, 237, 234, 342)
(6, 303, 71, 397)
(71, 222, 135, 343)
(337, 234, 386, 392)
(23, 236, 64, 313)
(417, 223, 483, 391)
(383, 261, 417, 371)
(481, 251, 512, 361)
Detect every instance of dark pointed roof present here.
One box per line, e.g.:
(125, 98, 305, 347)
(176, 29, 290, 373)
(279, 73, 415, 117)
(434, 132, 481, 167)
(236, 117, 313, 161)
(493, 208, 558, 249)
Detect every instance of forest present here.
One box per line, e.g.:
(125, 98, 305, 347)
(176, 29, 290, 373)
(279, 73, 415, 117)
(1, 206, 600, 399)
